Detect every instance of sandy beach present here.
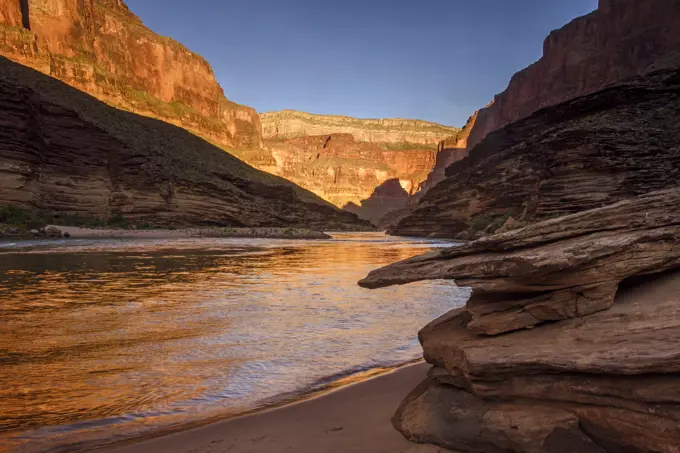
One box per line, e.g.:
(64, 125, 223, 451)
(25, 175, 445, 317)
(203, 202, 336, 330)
(105, 363, 440, 453)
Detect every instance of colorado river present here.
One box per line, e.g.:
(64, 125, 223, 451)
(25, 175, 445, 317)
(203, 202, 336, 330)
(0, 232, 468, 452)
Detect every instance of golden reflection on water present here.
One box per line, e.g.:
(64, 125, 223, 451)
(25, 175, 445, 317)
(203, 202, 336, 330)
(0, 234, 466, 452)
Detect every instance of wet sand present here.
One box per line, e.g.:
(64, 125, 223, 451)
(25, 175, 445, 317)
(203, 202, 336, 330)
(106, 363, 441, 453)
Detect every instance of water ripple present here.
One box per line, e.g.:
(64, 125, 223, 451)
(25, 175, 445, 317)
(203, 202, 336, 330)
(0, 233, 469, 452)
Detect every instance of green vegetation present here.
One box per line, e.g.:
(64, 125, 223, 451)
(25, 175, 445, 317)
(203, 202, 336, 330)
(193, 227, 330, 240)
(0, 206, 336, 238)
(0, 23, 34, 42)
(0, 205, 135, 230)
(377, 142, 438, 151)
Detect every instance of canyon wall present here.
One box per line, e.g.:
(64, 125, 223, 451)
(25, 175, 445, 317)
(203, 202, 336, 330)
(0, 0, 457, 226)
(266, 134, 436, 213)
(418, 110, 480, 194)
(414, 0, 680, 195)
(394, 0, 680, 235)
(465, 0, 680, 150)
(257, 109, 458, 223)
(343, 179, 410, 228)
(260, 110, 458, 223)
(261, 110, 458, 146)
(0, 56, 369, 230)
(0, 0, 262, 150)
(389, 64, 680, 238)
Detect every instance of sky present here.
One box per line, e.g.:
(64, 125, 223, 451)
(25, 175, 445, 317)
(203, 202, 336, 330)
(125, 0, 598, 127)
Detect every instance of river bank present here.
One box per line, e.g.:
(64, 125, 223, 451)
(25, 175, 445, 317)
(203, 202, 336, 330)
(0, 225, 333, 240)
(106, 362, 437, 453)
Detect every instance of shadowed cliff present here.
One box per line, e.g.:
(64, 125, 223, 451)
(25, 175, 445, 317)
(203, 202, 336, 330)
(0, 56, 372, 230)
(0, 0, 262, 151)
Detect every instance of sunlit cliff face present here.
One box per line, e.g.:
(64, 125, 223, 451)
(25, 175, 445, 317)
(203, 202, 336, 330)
(0, 235, 467, 452)
(264, 134, 437, 210)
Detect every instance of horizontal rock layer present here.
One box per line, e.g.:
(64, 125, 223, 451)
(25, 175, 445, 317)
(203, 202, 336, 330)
(361, 188, 680, 452)
(265, 134, 436, 219)
(0, 0, 262, 150)
(260, 110, 459, 146)
(390, 64, 680, 238)
(0, 56, 370, 230)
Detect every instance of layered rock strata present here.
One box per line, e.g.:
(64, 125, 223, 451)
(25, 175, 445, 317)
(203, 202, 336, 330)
(405, 0, 680, 225)
(261, 110, 458, 146)
(266, 134, 437, 215)
(389, 65, 680, 238)
(261, 111, 459, 220)
(419, 110, 479, 193)
(465, 0, 680, 150)
(360, 188, 680, 452)
(0, 56, 370, 230)
(0, 0, 262, 150)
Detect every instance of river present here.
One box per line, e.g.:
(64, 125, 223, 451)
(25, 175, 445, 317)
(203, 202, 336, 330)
(0, 232, 469, 452)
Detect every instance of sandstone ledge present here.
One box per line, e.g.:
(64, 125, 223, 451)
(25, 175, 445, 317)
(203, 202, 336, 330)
(360, 189, 680, 452)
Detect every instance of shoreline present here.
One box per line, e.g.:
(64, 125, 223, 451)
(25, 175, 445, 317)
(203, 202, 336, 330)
(0, 225, 337, 241)
(102, 361, 433, 453)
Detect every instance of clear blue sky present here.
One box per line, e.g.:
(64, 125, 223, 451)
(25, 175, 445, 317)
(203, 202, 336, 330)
(125, 0, 598, 127)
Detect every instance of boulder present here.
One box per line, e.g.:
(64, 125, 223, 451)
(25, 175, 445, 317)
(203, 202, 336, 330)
(44, 225, 62, 238)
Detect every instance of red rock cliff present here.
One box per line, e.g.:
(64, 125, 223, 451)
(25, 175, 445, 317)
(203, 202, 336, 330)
(0, 56, 368, 230)
(465, 0, 680, 149)
(261, 110, 458, 146)
(0, 0, 21, 27)
(266, 134, 436, 212)
(0, 0, 262, 150)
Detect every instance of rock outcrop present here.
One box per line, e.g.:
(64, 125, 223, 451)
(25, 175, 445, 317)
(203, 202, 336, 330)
(360, 188, 680, 452)
(465, 0, 680, 150)
(261, 111, 460, 221)
(0, 56, 371, 230)
(344, 179, 410, 227)
(261, 110, 458, 146)
(405, 0, 680, 220)
(409, 109, 483, 202)
(265, 134, 437, 217)
(389, 64, 680, 238)
(0, 0, 262, 150)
